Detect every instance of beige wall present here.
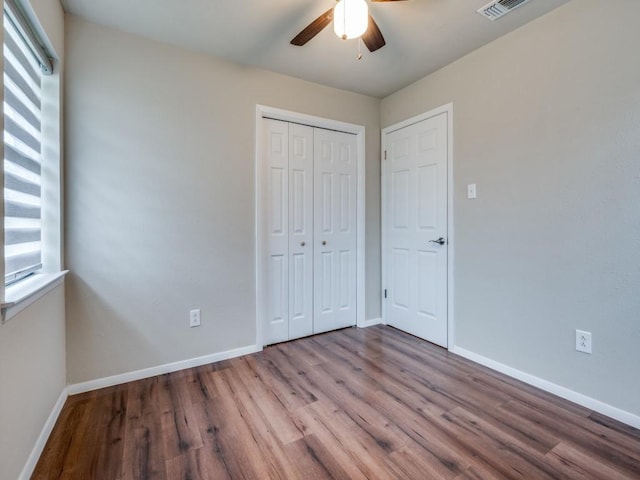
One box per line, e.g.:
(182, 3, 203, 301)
(64, 16, 381, 383)
(382, 0, 640, 416)
(0, 2, 66, 479)
(29, 0, 66, 273)
(0, 285, 66, 480)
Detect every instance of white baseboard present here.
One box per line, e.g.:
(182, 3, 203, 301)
(67, 344, 262, 395)
(19, 387, 68, 480)
(450, 346, 640, 429)
(358, 317, 383, 328)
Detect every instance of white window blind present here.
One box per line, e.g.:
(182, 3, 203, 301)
(3, 10, 43, 285)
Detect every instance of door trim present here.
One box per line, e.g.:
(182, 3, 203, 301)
(381, 103, 454, 349)
(255, 105, 366, 347)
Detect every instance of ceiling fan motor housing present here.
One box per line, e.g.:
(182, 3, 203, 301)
(290, 0, 400, 52)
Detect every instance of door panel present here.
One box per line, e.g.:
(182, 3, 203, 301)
(338, 250, 350, 308)
(291, 170, 305, 233)
(270, 168, 286, 234)
(417, 165, 437, 228)
(384, 112, 448, 347)
(291, 253, 305, 316)
(269, 254, 287, 323)
(417, 250, 437, 316)
(288, 124, 314, 340)
(314, 128, 357, 334)
(391, 248, 410, 309)
(320, 251, 333, 313)
(339, 174, 351, 232)
(393, 170, 410, 228)
(321, 173, 333, 233)
(264, 119, 289, 344)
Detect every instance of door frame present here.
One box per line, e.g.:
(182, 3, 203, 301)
(380, 103, 455, 349)
(255, 105, 366, 348)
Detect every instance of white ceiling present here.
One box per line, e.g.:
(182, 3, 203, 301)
(61, 0, 570, 98)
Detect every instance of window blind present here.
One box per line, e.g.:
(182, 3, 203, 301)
(3, 11, 43, 284)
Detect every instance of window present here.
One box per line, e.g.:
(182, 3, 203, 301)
(3, 0, 53, 285)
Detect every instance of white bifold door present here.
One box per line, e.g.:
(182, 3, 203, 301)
(261, 119, 357, 345)
(383, 112, 449, 348)
(313, 128, 358, 334)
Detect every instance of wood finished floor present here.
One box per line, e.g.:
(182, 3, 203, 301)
(34, 325, 640, 479)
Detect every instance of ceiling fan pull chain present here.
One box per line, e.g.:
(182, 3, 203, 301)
(342, 0, 348, 40)
(357, 37, 363, 60)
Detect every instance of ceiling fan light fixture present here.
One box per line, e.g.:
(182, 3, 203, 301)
(333, 0, 369, 40)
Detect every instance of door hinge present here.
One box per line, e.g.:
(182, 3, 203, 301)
(384, 150, 387, 160)
(384, 289, 387, 299)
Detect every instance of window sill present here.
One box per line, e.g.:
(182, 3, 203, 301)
(1, 271, 69, 324)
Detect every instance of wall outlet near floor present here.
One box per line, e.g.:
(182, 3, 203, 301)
(575, 329, 592, 354)
(190, 309, 201, 328)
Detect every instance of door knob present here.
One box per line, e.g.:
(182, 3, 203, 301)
(300, 241, 305, 247)
(429, 237, 446, 245)
(322, 240, 327, 246)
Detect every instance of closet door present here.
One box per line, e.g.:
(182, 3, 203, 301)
(264, 119, 289, 344)
(288, 124, 314, 339)
(313, 128, 358, 334)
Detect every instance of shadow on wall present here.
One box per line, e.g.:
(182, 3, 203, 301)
(65, 273, 167, 384)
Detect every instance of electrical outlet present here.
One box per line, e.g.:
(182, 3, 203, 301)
(575, 329, 592, 354)
(190, 309, 201, 328)
(467, 183, 477, 199)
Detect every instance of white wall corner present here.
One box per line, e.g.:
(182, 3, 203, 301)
(449, 346, 640, 430)
(358, 317, 384, 328)
(19, 387, 68, 480)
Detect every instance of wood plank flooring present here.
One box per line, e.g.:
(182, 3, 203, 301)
(33, 325, 640, 479)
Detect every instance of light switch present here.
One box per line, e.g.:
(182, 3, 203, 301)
(467, 183, 477, 199)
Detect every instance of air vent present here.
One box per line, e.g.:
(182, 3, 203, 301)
(477, 0, 532, 21)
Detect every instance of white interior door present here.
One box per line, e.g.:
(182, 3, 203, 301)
(263, 119, 289, 344)
(288, 124, 314, 339)
(313, 128, 358, 334)
(384, 112, 448, 347)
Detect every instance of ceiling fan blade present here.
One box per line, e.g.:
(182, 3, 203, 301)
(362, 15, 386, 52)
(290, 8, 334, 46)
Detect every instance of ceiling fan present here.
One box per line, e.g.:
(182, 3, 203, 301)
(291, 0, 408, 53)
